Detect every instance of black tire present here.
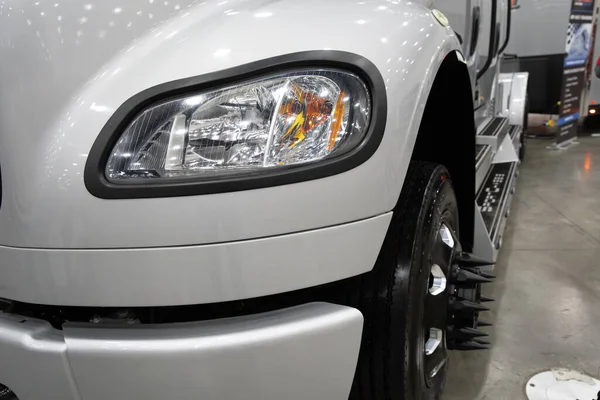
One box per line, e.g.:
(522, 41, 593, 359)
(350, 162, 458, 400)
(0, 385, 16, 400)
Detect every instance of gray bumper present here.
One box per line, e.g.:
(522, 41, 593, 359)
(0, 303, 362, 400)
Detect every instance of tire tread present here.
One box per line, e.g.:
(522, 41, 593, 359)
(349, 162, 454, 400)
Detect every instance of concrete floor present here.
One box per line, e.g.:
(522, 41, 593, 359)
(444, 136, 600, 399)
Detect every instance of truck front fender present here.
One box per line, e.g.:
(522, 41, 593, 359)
(0, 0, 464, 249)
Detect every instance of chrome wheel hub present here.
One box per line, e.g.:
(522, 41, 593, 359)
(423, 222, 496, 386)
(422, 223, 455, 385)
(425, 328, 443, 355)
(439, 223, 455, 248)
(429, 264, 447, 296)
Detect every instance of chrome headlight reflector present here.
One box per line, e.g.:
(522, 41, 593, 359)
(106, 69, 371, 183)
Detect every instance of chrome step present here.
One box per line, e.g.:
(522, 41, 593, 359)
(476, 117, 509, 152)
(509, 125, 522, 154)
(476, 161, 518, 251)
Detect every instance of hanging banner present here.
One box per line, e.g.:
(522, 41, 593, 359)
(556, 0, 595, 146)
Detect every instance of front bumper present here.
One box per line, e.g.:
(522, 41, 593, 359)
(0, 302, 362, 400)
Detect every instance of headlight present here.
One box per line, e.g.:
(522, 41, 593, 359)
(106, 69, 371, 183)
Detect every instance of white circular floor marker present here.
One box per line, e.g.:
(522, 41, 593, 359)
(526, 369, 600, 400)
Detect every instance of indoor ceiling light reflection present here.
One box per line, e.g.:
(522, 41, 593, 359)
(356, 19, 366, 24)
(213, 48, 230, 57)
(254, 11, 272, 18)
(90, 103, 113, 113)
(165, 29, 178, 39)
(113, 7, 122, 14)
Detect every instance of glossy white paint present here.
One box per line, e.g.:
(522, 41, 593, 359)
(509, 72, 529, 125)
(0, 0, 462, 249)
(498, 73, 513, 116)
(498, 72, 529, 125)
(65, 303, 363, 400)
(0, 212, 391, 306)
(493, 133, 518, 164)
(0, 303, 363, 400)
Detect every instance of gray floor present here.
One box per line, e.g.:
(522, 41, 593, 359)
(444, 136, 600, 399)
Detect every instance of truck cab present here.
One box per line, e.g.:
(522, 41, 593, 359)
(0, 1, 527, 399)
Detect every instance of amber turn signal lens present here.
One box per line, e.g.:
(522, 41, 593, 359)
(278, 83, 346, 151)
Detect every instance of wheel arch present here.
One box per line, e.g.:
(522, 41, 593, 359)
(409, 51, 476, 251)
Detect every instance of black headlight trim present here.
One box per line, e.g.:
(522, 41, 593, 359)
(84, 51, 387, 199)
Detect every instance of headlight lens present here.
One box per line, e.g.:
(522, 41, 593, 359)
(106, 69, 371, 183)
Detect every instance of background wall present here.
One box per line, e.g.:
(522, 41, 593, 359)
(504, 0, 572, 113)
(505, 0, 571, 57)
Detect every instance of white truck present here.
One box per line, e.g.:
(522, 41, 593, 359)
(0, 0, 527, 399)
